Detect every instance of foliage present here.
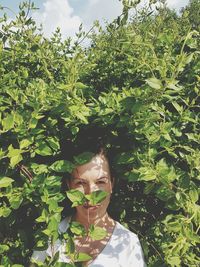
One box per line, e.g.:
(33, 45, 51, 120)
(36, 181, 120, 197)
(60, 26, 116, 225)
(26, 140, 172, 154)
(181, 0, 200, 31)
(0, 1, 199, 266)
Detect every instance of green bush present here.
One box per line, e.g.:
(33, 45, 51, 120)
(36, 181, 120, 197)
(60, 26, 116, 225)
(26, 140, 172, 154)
(0, 1, 199, 266)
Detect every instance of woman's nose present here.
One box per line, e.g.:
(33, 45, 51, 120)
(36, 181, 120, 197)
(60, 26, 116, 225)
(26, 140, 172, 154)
(84, 183, 97, 194)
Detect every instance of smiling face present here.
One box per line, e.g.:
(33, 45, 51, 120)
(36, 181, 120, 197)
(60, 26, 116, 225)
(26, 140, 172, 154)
(68, 153, 113, 223)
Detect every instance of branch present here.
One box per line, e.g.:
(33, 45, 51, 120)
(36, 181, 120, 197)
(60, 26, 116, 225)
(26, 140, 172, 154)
(17, 164, 33, 182)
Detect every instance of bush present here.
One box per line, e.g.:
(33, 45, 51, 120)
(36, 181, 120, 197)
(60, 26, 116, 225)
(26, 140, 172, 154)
(0, 1, 199, 266)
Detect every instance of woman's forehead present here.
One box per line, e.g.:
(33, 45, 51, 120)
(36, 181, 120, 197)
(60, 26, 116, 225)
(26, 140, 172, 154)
(72, 154, 110, 179)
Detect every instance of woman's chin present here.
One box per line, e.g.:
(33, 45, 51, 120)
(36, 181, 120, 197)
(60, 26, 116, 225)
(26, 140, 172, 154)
(77, 207, 105, 219)
(83, 204, 100, 212)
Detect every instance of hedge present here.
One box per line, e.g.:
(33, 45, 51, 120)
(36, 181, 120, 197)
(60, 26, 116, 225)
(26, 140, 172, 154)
(0, 1, 199, 266)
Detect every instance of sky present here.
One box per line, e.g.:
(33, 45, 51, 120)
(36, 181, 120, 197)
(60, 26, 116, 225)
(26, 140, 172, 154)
(0, 0, 190, 39)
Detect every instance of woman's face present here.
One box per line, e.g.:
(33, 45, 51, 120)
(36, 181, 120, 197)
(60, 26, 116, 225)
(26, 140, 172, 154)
(68, 153, 113, 221)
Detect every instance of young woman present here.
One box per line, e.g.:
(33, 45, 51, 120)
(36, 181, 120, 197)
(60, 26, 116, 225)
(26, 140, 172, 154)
(31, 149, 146, 266)
(31, 124, 147, 266)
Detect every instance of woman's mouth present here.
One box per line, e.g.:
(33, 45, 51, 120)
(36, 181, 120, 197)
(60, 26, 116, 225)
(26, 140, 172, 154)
(83, 204, 101, 210)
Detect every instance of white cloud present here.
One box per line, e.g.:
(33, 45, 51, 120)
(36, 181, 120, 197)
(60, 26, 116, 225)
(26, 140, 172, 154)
(88, 0, 99, 6)
(82, 0, 189, 29)
(166, 0, 189, 9)
(83, 0, 123, 27)
(136, 0, 189, 11)
(31, 0, 190, 40)
(33, 0, 82, 39)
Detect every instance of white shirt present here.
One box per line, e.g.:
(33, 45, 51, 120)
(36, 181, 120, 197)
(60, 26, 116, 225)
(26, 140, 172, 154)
(32, 217, 146, 267)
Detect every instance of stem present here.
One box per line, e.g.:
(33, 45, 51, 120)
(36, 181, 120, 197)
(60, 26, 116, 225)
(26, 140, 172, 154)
(1, 6, 17, 16)
(76, 25, 96, 47)
(17, 164, 33, 182)
(195, 225, 200, 234)
(172, 28, 193, 80)
(25, 0, 32, 21)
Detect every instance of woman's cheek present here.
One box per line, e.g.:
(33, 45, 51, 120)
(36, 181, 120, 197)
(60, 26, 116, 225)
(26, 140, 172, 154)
(78, 186, 85, 193)
(71, 184, 85, 193)
(102, 194, 111, 206)
(97, 182, 110, 191)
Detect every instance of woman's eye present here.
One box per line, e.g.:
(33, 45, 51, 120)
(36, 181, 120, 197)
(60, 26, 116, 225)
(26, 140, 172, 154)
(75, 181, 84, 185)
(97, 180, 106, 184)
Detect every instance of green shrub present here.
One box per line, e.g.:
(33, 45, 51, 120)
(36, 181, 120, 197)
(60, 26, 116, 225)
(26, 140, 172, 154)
(0, 1, 199, 266)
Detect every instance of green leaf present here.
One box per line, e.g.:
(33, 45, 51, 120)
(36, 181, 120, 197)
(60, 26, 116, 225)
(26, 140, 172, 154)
(165, 198, 180, 211)
(66, 189, 86, 207)
(9, 194, 23, 209)
(138, 167, 157, 181)
(189, 188, 198, 203)
(36, 209, 49, 223)
(75, 252, 92, 262)
(29, 117, 38, 129)
(50, 160, 74, 173)
(144, 182, 155, 195)
(35, 141, 53, 156)
(156, 159, 177, 183)
(31, 163, 49, 174)
(115, 151, 135, 164)
(47, 137, 60, 151)
(124, 170, 140, 182)
(0, 177, 14, 188)
(166, 220, 182, 232)
(89, 225, 107, 241)
(146, 77, 162, 89)
(85, 190, 108, 205)
(156, 186, 175, 201)
(10, 154, 23, 168)
(7, 145, 23, 167)
(73, 152, 94, 165)
(76, 112, 88, 124)
(7, 145, 22, 157)
(0, 244, 9, 254)
(45, 176, 62, 189)
(70, 221, 86, 236)
(2, 114, 14, 131)
(71, 126, 79, 135)
(0, 207, 11, 217)
(167, 256, 181, 266)
(66, 236, 75, 254)
(172, 101, 183, 113)
(58, 83, 72, 90)
(75, 82, 89, 90)
(156, 159, 169, 179)
(20, 138, 33, 149)
(48, 199, 58, 212)
(48, 217, 58, 232)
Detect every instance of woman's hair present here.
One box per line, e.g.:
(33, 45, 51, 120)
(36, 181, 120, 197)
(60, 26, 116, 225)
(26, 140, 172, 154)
(60, 125, 116, 178)
(60, 125, 116, 217)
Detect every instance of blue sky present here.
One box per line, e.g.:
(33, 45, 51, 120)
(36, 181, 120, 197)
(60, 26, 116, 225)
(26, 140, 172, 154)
(0, 0, 190, 39)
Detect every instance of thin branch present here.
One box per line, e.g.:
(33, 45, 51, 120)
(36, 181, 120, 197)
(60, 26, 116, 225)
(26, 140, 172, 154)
(17, 164, 33, 183)
(25, 0, 32, 21)
(1, 6, 17, 16)
(75, 25, 96, 47)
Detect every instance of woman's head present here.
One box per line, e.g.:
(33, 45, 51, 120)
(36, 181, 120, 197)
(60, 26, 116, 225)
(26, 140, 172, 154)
(60, 126, 116, 222)
(67, 152, 114, 222)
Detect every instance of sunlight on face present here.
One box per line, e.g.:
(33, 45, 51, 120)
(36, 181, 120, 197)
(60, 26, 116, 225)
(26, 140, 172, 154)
(68, 154, 113, 221)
